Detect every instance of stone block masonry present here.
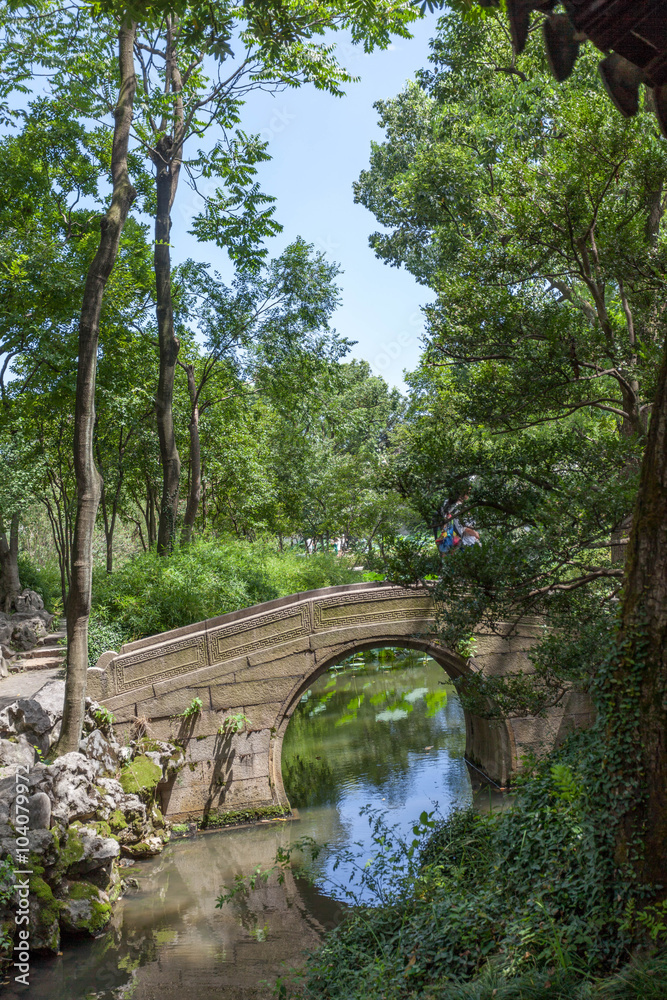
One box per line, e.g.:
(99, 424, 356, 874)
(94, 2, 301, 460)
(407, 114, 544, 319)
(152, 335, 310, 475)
(88, 583, 594, 821)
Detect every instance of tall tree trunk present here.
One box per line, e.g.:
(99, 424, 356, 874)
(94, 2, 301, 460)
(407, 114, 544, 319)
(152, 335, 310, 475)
(612, 332, 667, 887)
(0, 512, 20, 612)
(153, 22, 184, 555)
(154, 147, 181, 554)
(180, 362, 200, 544)
(98, 477, 113, 574)
(96, 437, 124, 574)
(56, 22, 137, 755)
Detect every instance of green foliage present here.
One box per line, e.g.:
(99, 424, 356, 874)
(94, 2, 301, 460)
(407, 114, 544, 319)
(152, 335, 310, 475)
(16, 556, 61, 612)
(119, 754, 163, 795)
(179, 697, 203, 719)
(200, 804, 288, 830)
(91, 705, 116, 728)
(87, 615, 131, 669)
(455, 635, 476, 659)
(290, 731, 662, 999)
(90, 537, 362, 646)
(353, 7, 663, 715)
(218, 712, 250, 735)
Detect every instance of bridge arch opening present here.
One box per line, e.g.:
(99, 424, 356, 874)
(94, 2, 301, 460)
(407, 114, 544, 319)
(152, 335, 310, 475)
(271, 638, 515, 814)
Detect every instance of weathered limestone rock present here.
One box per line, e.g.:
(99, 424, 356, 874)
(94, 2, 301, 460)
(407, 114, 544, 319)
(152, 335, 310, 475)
(0, 615, 13, 648)
(0, 696, 186, 962)
(32, 753, 103, 825)
(79, 730, 119, 776)
(14, 589, 44, 614)
(0, 696, 59, 755)
(58, 880, 112, 935)
(29, 791, 51, 830)
(63, 824, 120, 877)
(121, 834, 165, 858)
(0, 593, 54, 653)
(0, 735, 35, 771)
(10, 616, 49, 651)
(31, 679, 66, 728)
(28, 875, 61, 953)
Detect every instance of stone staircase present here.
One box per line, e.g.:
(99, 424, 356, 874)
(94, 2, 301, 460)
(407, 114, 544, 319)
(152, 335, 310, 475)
(10, 623, 67, 673)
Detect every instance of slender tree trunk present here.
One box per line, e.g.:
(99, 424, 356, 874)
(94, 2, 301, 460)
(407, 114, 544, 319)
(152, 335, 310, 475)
(154, 147, 181, 553)
(96, 437, 124, 574)
(180, 363, 201, 544)
(153, 23, 184, 555)
(105, 507, 116, 574)
(56, 22, 137, 755)
(613, 332, 667, 887)
(0, 512, 21, 612)
(145, 479, 158, 548)
(98, 476, 113, 574)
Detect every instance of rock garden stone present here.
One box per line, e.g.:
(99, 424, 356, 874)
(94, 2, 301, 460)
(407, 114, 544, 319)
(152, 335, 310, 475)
(0, 696, 185, 963)
(28, 874, 61, 953)
(14, 590, 45, 614)
(0, 697, 58, 755)
(31, 679, 65, 727)
(0, 735, 35, 771)
(79, 730, 119, 776)
(29, 791, 51, 830)
(32, 753, 103, 825)
(58, 880, 112, 935)
(63, 824, 120, 876)
(10, 616, 49, 651)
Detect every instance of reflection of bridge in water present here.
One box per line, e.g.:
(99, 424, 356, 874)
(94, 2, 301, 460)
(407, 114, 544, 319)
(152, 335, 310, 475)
(87, 583, 593, 821)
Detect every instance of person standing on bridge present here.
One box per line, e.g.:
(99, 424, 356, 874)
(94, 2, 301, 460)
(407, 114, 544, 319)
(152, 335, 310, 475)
(435, 492, 480, 555)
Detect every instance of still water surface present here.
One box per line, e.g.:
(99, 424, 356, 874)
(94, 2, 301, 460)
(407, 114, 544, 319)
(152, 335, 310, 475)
(14, 649, 482, 1000)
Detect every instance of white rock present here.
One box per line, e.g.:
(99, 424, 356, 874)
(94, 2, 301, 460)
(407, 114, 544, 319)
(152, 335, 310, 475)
(79, 730, 118, 776)
(0, 735, 35, 770)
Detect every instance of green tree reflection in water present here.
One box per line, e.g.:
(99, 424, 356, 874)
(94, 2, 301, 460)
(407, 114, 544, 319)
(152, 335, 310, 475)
(281, 647, 472, 815)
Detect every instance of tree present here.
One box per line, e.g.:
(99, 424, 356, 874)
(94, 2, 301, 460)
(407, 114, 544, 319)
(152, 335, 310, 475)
(355, 10, 666, 598)
(173, 238, 345, 543)
(0, 90, 117, 608)
(265, 359, 407, 551)
(359, 6, 667, 888)
(115, 0, 417, 554)
(57, 17, 139, 754)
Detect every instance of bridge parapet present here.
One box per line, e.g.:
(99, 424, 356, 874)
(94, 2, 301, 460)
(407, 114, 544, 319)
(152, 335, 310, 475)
(87, 582, 593, 821)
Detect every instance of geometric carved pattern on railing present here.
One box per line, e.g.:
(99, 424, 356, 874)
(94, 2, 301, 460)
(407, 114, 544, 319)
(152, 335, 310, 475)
(312, 588, 434, 631)
(113, 634, 207, 694)
(207, 604, 312, 663)
(99, 585, 440, 699)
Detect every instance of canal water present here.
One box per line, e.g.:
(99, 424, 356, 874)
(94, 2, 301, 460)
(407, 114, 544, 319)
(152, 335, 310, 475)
(12, 648, 486, 1000)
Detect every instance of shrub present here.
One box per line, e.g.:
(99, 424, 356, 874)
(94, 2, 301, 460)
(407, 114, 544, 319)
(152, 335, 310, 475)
(89, 536, 362, 652)
(87, 614, 131, 668)
(293, 729, 656, 999)
(17, 556, 61, 613)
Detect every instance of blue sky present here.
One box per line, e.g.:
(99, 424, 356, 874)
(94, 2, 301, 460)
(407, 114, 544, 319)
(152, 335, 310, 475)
(170, 17, 439, 391)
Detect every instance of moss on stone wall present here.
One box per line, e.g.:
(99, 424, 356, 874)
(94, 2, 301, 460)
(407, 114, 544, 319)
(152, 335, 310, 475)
(119, 754, 162, 795)
(109, 809, 128, 832)
(63, 881, 112, 934)
(29, 874, 61, 930)
(57, 825, 85, 875)
(198, 805, 290, 830)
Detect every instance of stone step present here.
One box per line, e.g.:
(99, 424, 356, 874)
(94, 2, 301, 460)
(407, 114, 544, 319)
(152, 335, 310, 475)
(22, 641, 66, 659)
(36, 631, 66, 648)
(10, 653, 66, 672)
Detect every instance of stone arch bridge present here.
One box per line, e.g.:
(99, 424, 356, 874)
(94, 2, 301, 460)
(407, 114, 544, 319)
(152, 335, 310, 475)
(87, 583, 592, 822)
